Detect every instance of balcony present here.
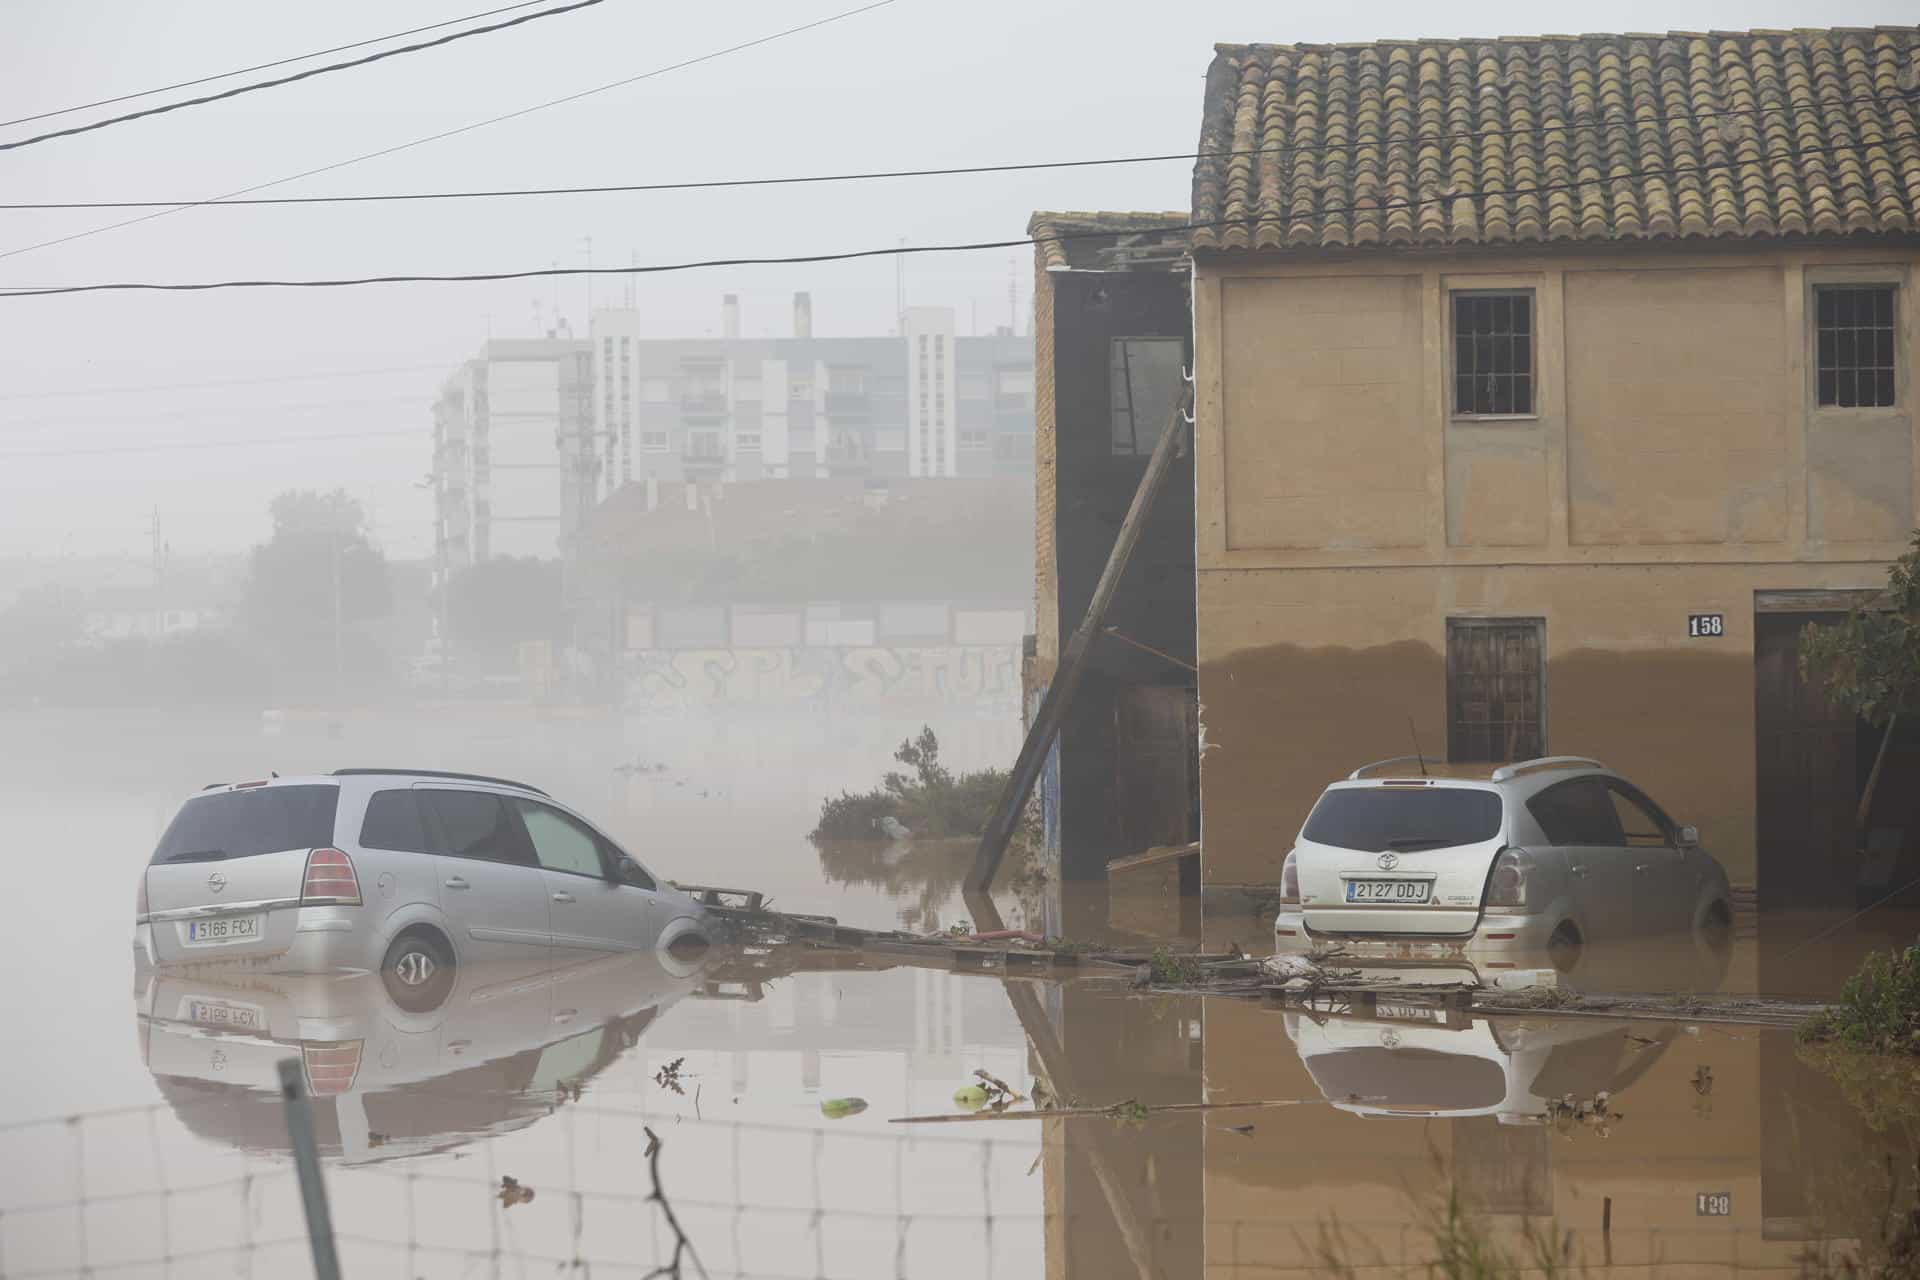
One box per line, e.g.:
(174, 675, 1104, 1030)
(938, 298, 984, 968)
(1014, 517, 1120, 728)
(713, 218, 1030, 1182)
(683, 436, 726, 466)
(680, 390, 727, 418)
(823, 390, 871, 417)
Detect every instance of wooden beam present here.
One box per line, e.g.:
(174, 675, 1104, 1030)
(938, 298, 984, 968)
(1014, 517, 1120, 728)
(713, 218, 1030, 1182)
(969, 378, 1194, 893)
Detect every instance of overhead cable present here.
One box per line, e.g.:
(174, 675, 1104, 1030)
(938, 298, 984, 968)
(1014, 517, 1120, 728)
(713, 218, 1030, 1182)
(0, 0, 609, 154)
(0, 1, 558, 130)
(6, 86, 1912, 212)
(0, 0, 900, 262)
(0, 137, 1903, 299)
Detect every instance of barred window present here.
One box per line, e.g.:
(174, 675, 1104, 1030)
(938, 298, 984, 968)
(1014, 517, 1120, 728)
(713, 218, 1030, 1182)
(1452, 291, 1534, 416)
(1446, 618, 1545, 764)
(1816, 285, 1897, 408)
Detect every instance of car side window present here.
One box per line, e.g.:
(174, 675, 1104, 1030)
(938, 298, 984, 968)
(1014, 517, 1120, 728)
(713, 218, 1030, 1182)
(422, 790, 535, 866)
(1526, 777, 1623, 847)
(359, 789, 436, 853)
(1605, 783, 1672, 848)
(515, 800, 607, 879)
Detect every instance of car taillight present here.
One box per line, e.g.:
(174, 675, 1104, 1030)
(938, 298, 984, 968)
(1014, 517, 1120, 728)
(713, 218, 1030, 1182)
(1485, 849, 1528, 909)
(301, 848, 361, 906)
(302, 1041, 363, 1096)
(1279, 851, 1300, 905)
(135, 872, 149, 920)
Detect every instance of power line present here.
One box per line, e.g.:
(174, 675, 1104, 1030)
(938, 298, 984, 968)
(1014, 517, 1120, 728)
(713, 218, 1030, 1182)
(0, 427, 421, 458)
(1, 137, 1902, 300)
(0, 1, 559, 131)
(0, 0, 900, 263)
(0, 362, 449, 401)
(5, 87, 1911, 213)
(0, 0, 609, 154)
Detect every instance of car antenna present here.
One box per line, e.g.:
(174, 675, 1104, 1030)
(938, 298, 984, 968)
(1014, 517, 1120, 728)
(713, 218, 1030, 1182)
(1407, 716, 1429, 778)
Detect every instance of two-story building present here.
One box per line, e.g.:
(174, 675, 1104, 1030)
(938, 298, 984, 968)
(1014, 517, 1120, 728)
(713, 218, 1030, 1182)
(1183, 27, 1920, 907)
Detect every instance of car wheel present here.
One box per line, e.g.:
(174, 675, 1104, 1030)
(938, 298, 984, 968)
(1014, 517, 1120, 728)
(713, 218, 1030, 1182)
(1547, 922, 1583, 975)
(381, 930, 454, 1014)
(1693, 902, 1734, 987)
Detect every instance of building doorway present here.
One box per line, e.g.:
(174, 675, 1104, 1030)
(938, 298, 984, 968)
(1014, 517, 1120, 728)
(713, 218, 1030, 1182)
(1754, 611, 1857, 910)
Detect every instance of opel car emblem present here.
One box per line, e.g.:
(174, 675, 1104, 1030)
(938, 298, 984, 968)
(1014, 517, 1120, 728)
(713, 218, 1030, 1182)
(207, 871, 228, 893)
(1376, 852, 1400, 871)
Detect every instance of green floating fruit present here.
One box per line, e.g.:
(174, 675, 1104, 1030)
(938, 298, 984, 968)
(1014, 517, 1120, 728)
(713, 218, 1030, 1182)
(820, 1097, 868, 1119)
(952, 1085, 989, 1111)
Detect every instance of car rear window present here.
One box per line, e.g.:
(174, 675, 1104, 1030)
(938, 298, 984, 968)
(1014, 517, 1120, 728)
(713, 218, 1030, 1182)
(151, 785, 340, 864)
(1300, 787, 1503, 853)
(1302, 1047, 1507, 1110)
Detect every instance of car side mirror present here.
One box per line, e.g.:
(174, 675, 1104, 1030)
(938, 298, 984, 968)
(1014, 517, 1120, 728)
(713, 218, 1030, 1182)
(1677, 825, 1700, 849)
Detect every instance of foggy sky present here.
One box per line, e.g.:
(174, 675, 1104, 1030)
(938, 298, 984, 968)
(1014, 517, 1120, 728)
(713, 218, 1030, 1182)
(2, 0, 1911, 562)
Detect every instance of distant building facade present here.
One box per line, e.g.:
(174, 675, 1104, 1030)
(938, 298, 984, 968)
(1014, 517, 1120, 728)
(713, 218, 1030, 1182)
(431, 337, 593, 574)
(587, 295, 1034, 495)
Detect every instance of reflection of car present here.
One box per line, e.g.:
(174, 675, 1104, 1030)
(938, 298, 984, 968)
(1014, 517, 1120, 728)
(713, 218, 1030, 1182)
(138, 946, 702, 1162)
(134, 770, 708, 1004)
(1284, 1007, 1673, 1122)
(1273, 756, 1733, 972)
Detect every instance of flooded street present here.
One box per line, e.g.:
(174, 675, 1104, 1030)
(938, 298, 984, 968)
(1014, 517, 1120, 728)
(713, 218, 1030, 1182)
(0, 704, 1914, 1278)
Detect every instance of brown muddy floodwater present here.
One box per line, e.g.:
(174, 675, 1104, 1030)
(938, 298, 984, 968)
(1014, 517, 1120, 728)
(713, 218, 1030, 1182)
(2, 706, 1916, 1278)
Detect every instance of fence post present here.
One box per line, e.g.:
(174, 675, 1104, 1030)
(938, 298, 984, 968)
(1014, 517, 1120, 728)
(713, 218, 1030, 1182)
(276, 1057, 343, 1280)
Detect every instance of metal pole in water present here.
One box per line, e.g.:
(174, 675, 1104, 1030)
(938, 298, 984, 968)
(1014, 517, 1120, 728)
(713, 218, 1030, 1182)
(276, 1056, 343, 1280)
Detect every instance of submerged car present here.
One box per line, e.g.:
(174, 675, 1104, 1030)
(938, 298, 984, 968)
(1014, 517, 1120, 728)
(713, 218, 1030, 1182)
(1272, 756, 1733, 971)
(133, 769, 709, 1003)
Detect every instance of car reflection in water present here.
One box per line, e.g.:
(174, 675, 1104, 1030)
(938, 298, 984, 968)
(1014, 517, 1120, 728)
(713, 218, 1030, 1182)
(137, 940, 710, 1164)
(1287, 1005, 1674, 1124)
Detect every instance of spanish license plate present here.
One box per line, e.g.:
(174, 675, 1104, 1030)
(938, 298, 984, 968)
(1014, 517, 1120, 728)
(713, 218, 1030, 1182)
(181, 997, 265, 1032)
(1346, 879, 1432, 903)
(1373, 1000, 1445, 1023)
(185, 914, 262, 944)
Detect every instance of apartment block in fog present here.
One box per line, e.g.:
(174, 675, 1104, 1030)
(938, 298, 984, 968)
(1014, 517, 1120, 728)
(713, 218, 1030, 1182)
(586, 293, 1035, 494)
(430, 337, 593, 574)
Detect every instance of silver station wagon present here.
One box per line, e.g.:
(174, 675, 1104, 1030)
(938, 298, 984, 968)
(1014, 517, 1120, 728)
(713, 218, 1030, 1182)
(1272, 756, 1734, 972)
(133, 770, 708, 1008)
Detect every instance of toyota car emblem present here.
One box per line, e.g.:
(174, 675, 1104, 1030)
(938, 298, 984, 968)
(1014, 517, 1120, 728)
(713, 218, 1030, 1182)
(207, 871, 227, 893)
(1376, 852, 1399, 871)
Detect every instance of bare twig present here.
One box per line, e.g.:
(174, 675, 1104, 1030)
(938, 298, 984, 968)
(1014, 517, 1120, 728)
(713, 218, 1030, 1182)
(891, 1096, 1328, 1124)
(641, 1126, 709, 1280)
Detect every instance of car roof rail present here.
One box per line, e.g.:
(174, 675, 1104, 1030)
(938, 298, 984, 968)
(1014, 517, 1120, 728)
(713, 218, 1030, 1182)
(1489, 756, 1608, 783)
(1347, 755, 1434, 780)
(330, 768, 549, 796)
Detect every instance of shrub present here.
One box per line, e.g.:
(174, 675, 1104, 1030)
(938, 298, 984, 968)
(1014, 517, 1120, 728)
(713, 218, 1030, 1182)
(809, 727, 1008, 842)
(1799, 946, 1920, 1055)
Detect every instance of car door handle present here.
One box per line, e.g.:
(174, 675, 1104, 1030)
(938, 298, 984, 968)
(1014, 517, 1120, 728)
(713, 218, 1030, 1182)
(552, 892, 575, 904)
(1569, 865, 1589, 879)
(444, 876, 470, 890)
(1634, 863, 1654, 873)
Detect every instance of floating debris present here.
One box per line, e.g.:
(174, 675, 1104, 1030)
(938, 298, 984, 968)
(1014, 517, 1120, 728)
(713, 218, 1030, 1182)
(498, 1176, 536, 1209)
(654, 1057, 687, 1096)
(820, 1097, 868, 1119)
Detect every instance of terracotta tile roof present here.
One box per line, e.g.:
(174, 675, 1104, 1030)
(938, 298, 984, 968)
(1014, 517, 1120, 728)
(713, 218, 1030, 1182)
(1190, 27, 1920, 252)
(1027, 210, 1191, 270)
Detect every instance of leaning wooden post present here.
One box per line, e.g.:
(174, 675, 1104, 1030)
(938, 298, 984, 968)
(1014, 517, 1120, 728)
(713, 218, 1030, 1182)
(968, 377, 1195, 895)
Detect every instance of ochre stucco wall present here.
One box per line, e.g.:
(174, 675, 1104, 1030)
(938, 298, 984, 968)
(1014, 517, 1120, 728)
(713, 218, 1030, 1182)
(1191, 244, 1919, 890)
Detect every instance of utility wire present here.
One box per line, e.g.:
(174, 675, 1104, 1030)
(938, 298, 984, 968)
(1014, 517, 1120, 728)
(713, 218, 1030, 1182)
(0, 1, 557, 131)
(1, 136, 1904, 299)
(5, 86, 1912, 212)
(0, 427, 421, 458)
(0, 0, 899, 263)
(0, 0, 608, 154)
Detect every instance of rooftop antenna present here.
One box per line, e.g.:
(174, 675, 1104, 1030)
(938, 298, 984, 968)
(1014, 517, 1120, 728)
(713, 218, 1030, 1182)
(1407, 716, 1430, 777)
(894, 238, 905, 334)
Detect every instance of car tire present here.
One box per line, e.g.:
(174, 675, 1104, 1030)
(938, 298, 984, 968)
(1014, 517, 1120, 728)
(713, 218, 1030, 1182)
(1694, 901, 1734, 987)
(1546, 922, 1583, 975)
(381, 930, 455, 1014)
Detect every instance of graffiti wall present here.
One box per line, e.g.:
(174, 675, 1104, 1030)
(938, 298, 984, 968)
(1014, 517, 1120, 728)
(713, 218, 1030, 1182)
(622, 645, 1021, 719)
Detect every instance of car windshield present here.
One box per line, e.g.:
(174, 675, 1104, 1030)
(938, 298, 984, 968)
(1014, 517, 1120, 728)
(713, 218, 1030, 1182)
(1300, 787, 1503, 853)
(150, 785, 340, 864)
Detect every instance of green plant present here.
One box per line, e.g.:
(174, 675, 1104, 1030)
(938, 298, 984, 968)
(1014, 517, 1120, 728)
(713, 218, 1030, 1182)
(1311, 1190, 1577, 1278)
(1799, 530, 1920, 824)
(1799, 947, 1920, 1054)
(809, 727, 1009, 841)
(1147, 946, 1203, 986)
